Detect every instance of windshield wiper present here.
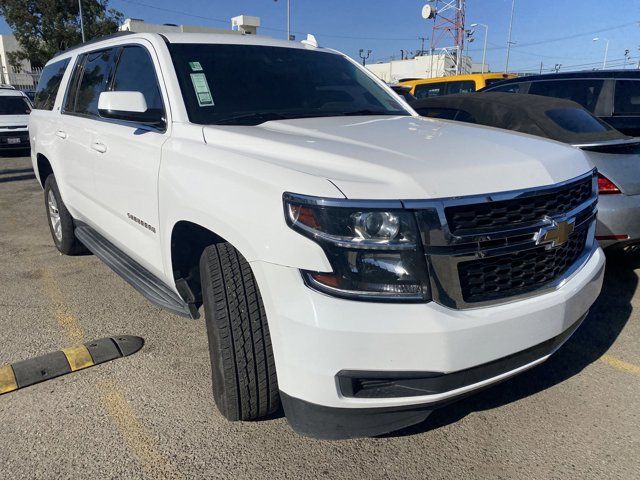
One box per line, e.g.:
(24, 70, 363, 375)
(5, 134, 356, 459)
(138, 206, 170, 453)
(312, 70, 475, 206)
(214, 112, 293, 126)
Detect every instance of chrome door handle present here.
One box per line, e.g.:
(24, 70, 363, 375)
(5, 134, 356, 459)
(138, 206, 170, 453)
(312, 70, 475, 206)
(91, 142, 107, 153)
(55, 130, 67, 139)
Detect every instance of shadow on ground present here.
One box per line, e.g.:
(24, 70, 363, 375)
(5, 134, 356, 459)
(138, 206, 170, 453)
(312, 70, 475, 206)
(390, 248, 637, 437)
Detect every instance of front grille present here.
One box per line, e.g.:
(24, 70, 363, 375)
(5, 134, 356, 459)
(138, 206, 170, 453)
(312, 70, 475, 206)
(445, 176, 593, 235)
(458, 227, 588, 303)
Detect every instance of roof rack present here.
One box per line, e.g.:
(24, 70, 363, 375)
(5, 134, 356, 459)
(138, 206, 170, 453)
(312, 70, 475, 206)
(54, 31, 136, 57)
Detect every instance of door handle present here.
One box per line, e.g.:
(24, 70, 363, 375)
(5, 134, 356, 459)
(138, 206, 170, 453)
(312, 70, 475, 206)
(55, 130, 67, 139)
(91, 142, 107, 153)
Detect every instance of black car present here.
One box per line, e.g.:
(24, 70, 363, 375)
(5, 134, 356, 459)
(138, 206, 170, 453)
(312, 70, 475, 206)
(480, 70, 640, 137)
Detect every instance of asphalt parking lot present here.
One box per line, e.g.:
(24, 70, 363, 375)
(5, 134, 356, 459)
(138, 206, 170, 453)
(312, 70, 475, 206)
(0, 154, 638, 479)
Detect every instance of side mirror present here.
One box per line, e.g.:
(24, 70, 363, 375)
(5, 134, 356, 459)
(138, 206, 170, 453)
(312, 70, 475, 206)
(98, 91, 164, 127)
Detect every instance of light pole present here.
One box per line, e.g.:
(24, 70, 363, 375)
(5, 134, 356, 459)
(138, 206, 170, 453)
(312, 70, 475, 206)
(78, 0, 85, 43)
(505, 0, 516, 73)
(593, 37, 609, 69)
(359, 49, 372, 67)
(471, 23, 488, 74)
(274, 0, 292, 40)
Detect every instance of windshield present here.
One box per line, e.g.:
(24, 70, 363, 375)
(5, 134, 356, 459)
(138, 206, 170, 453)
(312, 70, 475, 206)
(0, 96, 31, 115)
(168, 44, 409, 125)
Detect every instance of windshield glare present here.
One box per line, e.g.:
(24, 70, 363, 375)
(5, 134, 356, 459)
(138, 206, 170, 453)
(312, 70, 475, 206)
(0, 96, 31, 115)
(168, 44, 409, 125)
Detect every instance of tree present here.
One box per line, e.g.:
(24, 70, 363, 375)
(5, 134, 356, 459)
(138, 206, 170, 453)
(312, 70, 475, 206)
(0, 0, 123, 68)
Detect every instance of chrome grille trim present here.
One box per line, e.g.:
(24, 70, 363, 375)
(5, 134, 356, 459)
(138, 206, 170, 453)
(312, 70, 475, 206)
(404, 170, 598, 309)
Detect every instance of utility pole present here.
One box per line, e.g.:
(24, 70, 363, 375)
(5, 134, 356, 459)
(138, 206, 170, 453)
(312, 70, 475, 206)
(505, 0, 516, 73)
(359, 49, 372, 66)
(624, 49, 631, 69)
(539, 61, 543, 74)
(78, 0, 85, 43)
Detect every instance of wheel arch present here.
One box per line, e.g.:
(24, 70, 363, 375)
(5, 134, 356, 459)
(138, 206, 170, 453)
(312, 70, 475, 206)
(35, 153, 54, 188)
(169, 220, 231, 306)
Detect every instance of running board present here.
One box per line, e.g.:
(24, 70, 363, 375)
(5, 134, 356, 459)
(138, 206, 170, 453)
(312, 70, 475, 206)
(75, 225, 197, 319)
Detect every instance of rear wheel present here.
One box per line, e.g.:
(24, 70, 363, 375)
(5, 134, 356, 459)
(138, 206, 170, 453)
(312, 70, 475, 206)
(43, 175, 87, 255)
(199, 242, 280, 420)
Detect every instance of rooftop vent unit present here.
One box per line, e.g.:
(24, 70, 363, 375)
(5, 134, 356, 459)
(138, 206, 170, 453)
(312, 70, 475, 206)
(231, 15, 260, 35)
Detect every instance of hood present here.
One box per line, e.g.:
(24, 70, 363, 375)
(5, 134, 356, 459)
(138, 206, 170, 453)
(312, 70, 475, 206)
(0, 114, 29, 129)
(202, 115, 593, 199)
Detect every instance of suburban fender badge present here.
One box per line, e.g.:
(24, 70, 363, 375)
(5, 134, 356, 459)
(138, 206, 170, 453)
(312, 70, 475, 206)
(127, 213, 156, 234)
(534, 217, 575, 248)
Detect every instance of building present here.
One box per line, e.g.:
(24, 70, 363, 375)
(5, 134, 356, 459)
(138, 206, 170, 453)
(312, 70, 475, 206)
(367, 53, 486, 83)
(119, 16, 260, 35)
(0, 34, 35, 88)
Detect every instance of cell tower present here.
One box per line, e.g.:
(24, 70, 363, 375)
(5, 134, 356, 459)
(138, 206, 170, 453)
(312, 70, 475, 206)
(425, 0, 467, 75)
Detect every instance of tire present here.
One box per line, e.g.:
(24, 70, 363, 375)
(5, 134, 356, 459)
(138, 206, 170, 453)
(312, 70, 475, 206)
(43, 175, 87, 255)
(199, 242, 280, 421)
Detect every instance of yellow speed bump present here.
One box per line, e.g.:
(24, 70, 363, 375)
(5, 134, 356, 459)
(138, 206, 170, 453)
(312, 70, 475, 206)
(0, 336, 143, 395)
(0, 365, 18, 394)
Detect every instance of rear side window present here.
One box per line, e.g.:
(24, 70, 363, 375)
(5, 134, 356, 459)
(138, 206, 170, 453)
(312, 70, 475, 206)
(528, 79, 604, 112)
(414, 82, 446, 99)
(111, 46, 164, 116)
(614, 80, 640, 115)
(485, 78, 510, 87)
(66, 48, 115, 116)
(545, 108, 611, 133)
(34, 58, 70, 110)
(446, 81, 475, 94)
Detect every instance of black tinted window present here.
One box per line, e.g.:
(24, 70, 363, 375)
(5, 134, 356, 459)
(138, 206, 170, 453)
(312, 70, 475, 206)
(546, 108, 611, 133)
(34, 58, 70, 110)
(529, 80, 604, 112)
(446, 81, 475, 94)
(485, 78, 509, 87)
(614, 80, 640, 115)
(414, 83, 446, 99)
(73, 49, 115, 116)
(487, 83, 522, 93)
(169, 44, 406, 125)
(112, 46, 163, 115)
(416, 107, 476, 123)
(0, 96, 31, 115)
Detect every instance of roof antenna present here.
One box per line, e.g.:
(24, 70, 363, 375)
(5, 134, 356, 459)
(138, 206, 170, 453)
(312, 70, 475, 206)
(301, 34, 318, 48)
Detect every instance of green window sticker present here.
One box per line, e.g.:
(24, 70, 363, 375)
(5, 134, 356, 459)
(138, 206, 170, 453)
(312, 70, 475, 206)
(188, 61, 203, 71)
(190, 73, 214, 107)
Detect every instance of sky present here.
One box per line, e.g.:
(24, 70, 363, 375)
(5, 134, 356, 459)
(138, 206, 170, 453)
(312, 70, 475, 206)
(1, 0, 640, 73)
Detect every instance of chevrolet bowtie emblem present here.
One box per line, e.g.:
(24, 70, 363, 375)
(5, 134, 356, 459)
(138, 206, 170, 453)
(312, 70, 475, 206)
(535, 218, 575, 247)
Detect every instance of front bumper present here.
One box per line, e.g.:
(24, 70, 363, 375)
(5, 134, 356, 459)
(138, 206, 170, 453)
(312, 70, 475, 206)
(251, 244, 605, 438)
(0, 130, 30, 151)
(597, 193, 640, 248)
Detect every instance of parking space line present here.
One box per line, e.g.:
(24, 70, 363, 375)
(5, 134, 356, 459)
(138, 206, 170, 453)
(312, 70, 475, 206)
(98, 379, 184, 479)
(600, 354, 640, 376)
(39, 266, 181, 478)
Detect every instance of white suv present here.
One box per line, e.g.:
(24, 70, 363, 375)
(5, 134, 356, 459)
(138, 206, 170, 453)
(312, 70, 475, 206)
(0, 85, 31, 152)
(30, 32, 605, 439)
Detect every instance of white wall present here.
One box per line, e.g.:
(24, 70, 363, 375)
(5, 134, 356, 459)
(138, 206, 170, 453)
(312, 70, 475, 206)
(0, 35, 34, 87)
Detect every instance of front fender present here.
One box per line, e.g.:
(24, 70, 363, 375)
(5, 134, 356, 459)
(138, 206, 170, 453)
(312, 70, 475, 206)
(159, 135, 344, 279)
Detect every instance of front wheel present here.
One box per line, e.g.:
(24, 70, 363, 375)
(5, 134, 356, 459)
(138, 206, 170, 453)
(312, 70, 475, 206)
(199, 242, 280, 421)
(43, 175, 87, 255)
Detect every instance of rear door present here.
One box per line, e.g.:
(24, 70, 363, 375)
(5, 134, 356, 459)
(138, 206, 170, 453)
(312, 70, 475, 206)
(89, 42, 169, 276)
(59, 48, 117, 218)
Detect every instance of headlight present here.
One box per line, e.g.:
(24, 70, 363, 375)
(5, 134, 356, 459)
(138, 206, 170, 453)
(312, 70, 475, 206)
(283, 193, 431, 302)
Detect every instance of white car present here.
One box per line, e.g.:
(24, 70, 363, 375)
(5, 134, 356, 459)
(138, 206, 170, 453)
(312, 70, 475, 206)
(0, 85, 31, 152)
(29, 32, 605, 439)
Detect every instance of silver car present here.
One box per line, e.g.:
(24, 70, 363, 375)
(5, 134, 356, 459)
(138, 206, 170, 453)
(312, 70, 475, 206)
(410, 92, 640, 249)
